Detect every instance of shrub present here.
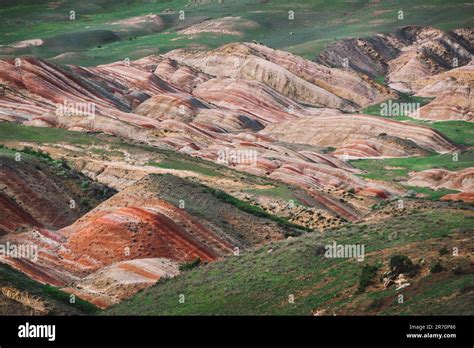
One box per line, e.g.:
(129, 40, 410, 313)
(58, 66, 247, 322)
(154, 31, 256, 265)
(155, 276, 172, 286)
(42, 284, 97, 314)
(314, 245, 326, 256)
(179, 258, 202, 272)
(389, 255, 418, 277)
(429, 261, 444, 274)
(80, 180, 90, 191)
(204, 187, 312, 233)
(322, 146, 336, 154)
(452, 265, 465, 275)
(357, 264, 379, 293)
(438, 246, 449, 256)
(80, 197, 91, 210)
(20, 146, 53, 161)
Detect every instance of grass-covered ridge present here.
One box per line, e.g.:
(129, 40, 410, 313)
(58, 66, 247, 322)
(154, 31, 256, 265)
(1, 0, 473, 65)
(362, 93, 433, 118)
(351, 150, 474, 182)
(0, 122, 322, 212)
(104, 208, 474, 315)
(362, 94, 474, 147)
(350, 150, 474, 200)
(148, 158, 220, 177)
(144, 173, 311, 238)
(0, 123, 269, 184)
(203, 185, 312, 232)
(0, 264, 98, 314)
(243, 186, 308, 207)
(0, 122, 103, 145)
(430, 121, 474, 147)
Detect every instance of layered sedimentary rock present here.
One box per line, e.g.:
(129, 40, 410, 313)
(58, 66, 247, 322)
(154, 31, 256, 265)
(263, 113, 457, 156)
(407, 168, 474, 204)
(0, 153, 114, 235)
(62, 258, 180, 308)
(166, 42, 393, 110)
(178, 16, 259, 37)
(0, 57, 162, 141)
(0, 193, 41, 237)
(317, 27, 473, 122)
(407, 168, 474, 191)
(153, 57, 212, 93)
(1, 173, 310, 307)
(332, 136, 433, 158)
(109, 14, 166, 35)
(318, 26, 473, 91)
(135, 92, 265, 132)
(0, 44, 459, 223)
(193, 78, 323, 123)
(414, 62, 474, 121)
(441, 191, 474, 203)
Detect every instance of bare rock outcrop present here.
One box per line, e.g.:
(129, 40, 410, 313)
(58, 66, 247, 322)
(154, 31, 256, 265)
(166, 42, 393, 110)
(414, 62, 474, 121)
(407, 168, 474, 191)
(318, 26, 473, 93)
(263, 113, 457, 156)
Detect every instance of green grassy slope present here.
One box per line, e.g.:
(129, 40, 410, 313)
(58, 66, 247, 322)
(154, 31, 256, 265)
(356, 93, 474, 199)
(104, 207, 474, 315)
(362, 95, 474, 147)
(1, 0, 472, 65)
(141, 173, 311, 241)
(351, 150, 474, 182)
(0, 122, 320, 207)
(0, 144, 116, 216)
(0, 122, 315, 198)
(430, 121, 474, 148)
(0, 263, 97, 315)
(350, 150, 474, 200)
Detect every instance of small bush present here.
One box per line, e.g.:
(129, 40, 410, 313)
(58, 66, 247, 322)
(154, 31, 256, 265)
(42, 284, 97, 314)
(314, 245, 326, 256)
(204, 187, 312, 233)
(179, 258, 202, 272)
(155, 276, 172, 286)
(389, 255, 418, 276)
(22, 146, 53, 161)
(438, 247, 449, 256)
(358, 264, 379, 293)
(429, 261, 444, 274)
(322, 146, 336, 154)
(80, 197, 91, 210)
(80, 180, 90, 191)
(452, 265, 465, 275)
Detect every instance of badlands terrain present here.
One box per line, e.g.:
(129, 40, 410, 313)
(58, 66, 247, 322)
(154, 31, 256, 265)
(0, 1, 473, 315)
